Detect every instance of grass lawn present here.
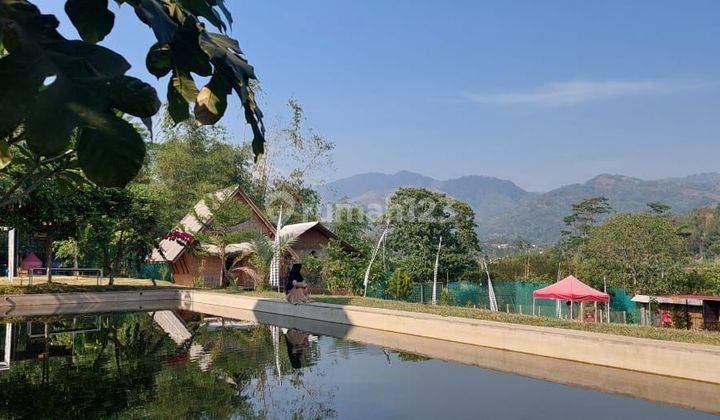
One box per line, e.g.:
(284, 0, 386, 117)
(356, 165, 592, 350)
(0, 276, 179, 295)
(238, 290, 720, 347)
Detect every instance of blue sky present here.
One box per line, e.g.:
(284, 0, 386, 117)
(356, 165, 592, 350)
(38, 0, 720, 191)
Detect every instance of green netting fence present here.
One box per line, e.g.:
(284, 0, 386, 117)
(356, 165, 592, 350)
(138, 263, 173, 282)
(369, 279, 638, 324)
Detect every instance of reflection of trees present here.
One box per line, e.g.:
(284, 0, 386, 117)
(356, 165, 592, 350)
(0, 313, 174, 418)
(0, 314, 338, 419)
(189, 324, 336, 419)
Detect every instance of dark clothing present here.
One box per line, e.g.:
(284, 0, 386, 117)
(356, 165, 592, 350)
(285, 264, 304, 294)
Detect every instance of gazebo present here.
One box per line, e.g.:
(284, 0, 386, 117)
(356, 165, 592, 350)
(532, 275, 609, 320)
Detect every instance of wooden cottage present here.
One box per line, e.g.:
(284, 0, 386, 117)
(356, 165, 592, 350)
(632, 294, 720, 330)
(150, 186, 351, 288)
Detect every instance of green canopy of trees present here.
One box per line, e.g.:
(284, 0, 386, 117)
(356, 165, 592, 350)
(574, 213, 688, 294)
(385, 188, 481, 282)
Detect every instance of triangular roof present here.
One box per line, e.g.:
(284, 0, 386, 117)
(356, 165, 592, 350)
(150, 186, 282, 263)
(279, 221, 355, 252)
(150, 186, 353, 262)
(532, 275, 609, 302)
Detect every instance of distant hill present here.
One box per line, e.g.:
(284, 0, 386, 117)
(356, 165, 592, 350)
(318, 171, 720, 244)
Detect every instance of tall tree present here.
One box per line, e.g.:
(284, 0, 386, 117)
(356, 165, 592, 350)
(82, 186, 164, 284)
(258, 98, 334, 221)
(142, 116, 255, 228)
(575, 213, 688, 294)
(385, 188, 481, 282)
(560, 196, 612, 251)
(322, 203, 382, 293)
(680, 204, 720, 259)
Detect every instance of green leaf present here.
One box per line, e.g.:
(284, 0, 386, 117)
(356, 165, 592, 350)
(171, 71, 199, 102)
(0, 48, 49, 137)
(0, 139, 11, 169)
(51, 40, 130, 77)
(107, 75, 161, 118)
(198, 31, 255, 80)
(170, 21, 212, 76)
(76, 115, 145, 187)
(214, 0, 233, 28)
(194, 71, 231, 125)
(64, 0, 115, 43)
(131, 0, 178, 45)
(24, 79, 78, 156)
(167, 77, 189, 124)
(145, 42, 172, 78)
(177, 0, 225, 31)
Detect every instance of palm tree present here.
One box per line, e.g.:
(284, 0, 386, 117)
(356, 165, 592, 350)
(230, 231, 298, 290)
(193, 194, 254, 286)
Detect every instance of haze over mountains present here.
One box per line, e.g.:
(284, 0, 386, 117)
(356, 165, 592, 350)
(318, 171, 720, 244)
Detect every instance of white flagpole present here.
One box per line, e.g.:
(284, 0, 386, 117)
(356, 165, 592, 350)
(432, 236, 442, 305)
(364, 221, 389, 297)
(270, 208, 283, 291)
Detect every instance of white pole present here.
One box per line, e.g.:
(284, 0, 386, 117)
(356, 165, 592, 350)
(556, 299, 561, 318)
(482, 258, 498, 312)
(364, 221, 389, 297)
(7, 229, 15, 283)
(270, 208, 282, 291)
(604, 276, 610, 323)
(432, 236, 442, 305)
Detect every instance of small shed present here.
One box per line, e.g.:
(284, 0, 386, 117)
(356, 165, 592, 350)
(631, 294, 720, 330)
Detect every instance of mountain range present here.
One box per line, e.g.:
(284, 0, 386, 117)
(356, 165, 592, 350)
(318, 170, 720, 244)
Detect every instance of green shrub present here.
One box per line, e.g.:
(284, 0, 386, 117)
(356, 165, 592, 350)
(670, 306, 691, 329)
(439, 288, 451, 305)
(387, 268, 412, 300)
(299, 254, 324, 287)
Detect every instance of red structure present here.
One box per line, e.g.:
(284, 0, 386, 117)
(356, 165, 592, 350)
(533, 275, 609, 302)
(532, 275, 609, 320)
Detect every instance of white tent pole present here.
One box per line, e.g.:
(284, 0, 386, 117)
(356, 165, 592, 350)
(432, 236, 442, 305)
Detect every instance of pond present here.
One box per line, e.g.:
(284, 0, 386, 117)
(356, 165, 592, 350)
(0, 307, 715, 419)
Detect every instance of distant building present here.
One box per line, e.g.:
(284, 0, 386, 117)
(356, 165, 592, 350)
(632, 294, 720, 330)
(149, 186, 352, 288)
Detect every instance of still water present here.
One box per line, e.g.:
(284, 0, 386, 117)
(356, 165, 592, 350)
(0, 309, 715, 419)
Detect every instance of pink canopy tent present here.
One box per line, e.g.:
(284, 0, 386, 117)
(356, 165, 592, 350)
(532, 275, 609, 320)
(20, 252, 42, 271)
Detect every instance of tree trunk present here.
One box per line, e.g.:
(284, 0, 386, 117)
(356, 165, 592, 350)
(45, 237, 53, 283)
(108, 231, 126, 286)
(73, 254, 79, 277)
(219, 249, 226, 287)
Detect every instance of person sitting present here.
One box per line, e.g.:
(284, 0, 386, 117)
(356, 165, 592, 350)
(285, 263, 312, 305)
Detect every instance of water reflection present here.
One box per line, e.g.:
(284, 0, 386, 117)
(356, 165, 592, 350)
(0, 311, 715, 419)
